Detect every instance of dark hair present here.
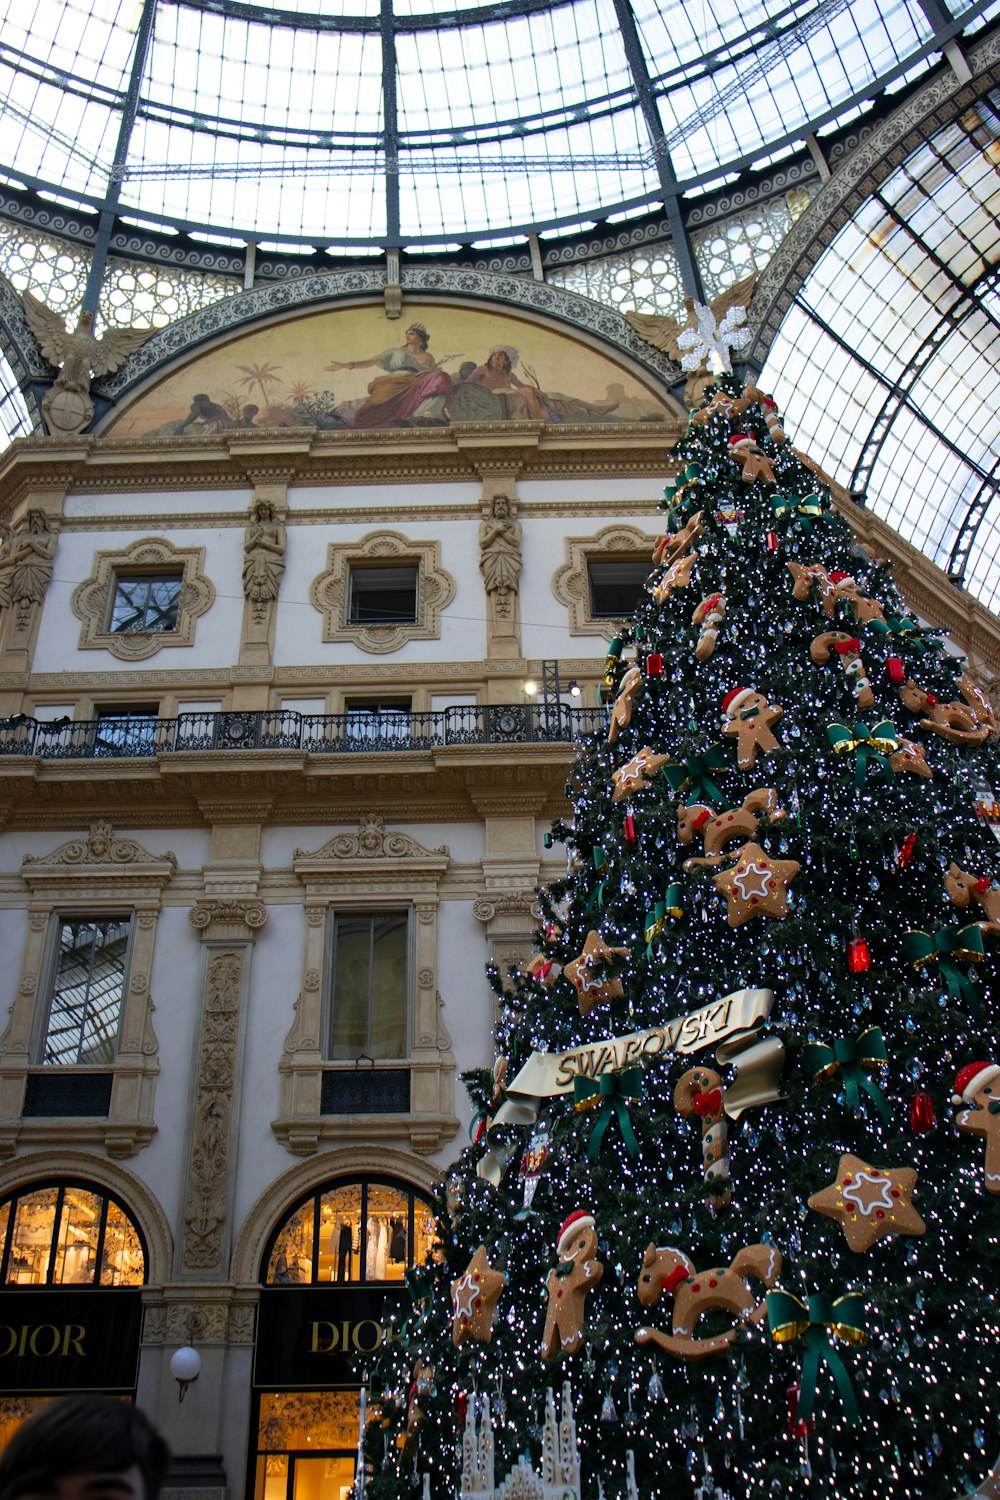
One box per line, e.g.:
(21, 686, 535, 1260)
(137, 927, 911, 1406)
(0, 1397, 170, 1500)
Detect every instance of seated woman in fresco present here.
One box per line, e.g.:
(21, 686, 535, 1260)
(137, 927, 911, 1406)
(326, 324, 457, 427)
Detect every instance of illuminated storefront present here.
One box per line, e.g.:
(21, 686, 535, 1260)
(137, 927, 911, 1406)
(250, 1175, 433, 1500)
(0, 1179, 146, 1439)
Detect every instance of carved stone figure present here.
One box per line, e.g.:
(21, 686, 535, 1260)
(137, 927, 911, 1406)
(242, 499, 286, 612)
(22, 293, 152, 436)
(0, 511, 58, 630)
(478, 494, 522, 618)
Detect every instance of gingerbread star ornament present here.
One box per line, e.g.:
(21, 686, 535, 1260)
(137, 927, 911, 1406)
(564, 929, 630, 1016)
(611, 746, 670, 802)
(451, 1245, 507, 1346)
(808, 1153, 925, 1252)
(713, 841, 800, 926)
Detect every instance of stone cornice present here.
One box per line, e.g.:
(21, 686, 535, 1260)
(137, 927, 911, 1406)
(0, 423, 680, 507)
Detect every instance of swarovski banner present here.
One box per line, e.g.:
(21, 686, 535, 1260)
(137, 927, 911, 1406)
(254, 1287, 404, 1389)
(477, 986, 779, 1185)
(0, 1289, 142, 1393)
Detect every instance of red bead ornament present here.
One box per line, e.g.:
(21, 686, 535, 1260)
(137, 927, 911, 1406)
(897, 833, 917, 868)
(766, 531, 779, 552)
(786, 1380, 812, 1438)
(622, 813, 637, 848)
(646, 653, 664, 678)
(846, 935, 871, 974)
(909, 1090, 936, 1135)
(886, 655, 905, 686)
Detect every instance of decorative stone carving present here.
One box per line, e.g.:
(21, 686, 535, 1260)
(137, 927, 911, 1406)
(552, 524, 660, 641)
(294, 814, 448, 863)
(21, 292, 151, 436)
(242, 498, 286, 619)
(23, 822, 177, 875)
(479, 493, 522, 619)
(473, 892, 536, 923)
(182, 949, 244, 1271)
(71, 537, 215, 660)
(0, 510, 57, 630)
(308, 530, 455, 655)
(189, 901, 268, 942)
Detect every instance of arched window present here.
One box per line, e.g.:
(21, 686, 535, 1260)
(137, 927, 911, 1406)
(261, 1175, 433, 1287)
(0, 1181, 146, 1287)
(253, 1175, 436, 1500)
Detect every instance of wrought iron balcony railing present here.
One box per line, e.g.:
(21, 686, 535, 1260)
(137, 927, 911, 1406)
(0, 705, 606, 760)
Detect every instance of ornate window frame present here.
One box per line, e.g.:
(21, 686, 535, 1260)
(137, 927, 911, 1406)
(308, 531, 455, 655)
(0, 822, 176, 1160)
(552, 523, 660, 641)
(71, 537, 215, 661)
(276, 815, 457, 1157)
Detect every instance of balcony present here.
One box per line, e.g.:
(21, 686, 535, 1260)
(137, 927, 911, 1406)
(0, 704, 606, 760)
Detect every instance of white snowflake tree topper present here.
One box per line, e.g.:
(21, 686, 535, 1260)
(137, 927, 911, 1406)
(676, 300, 752, 374)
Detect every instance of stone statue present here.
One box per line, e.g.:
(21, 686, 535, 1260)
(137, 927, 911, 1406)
(478, 493, 522, 619)
(0, 510, 57, 629)
(242, 499, 286, 613)
(22, 293, 152, 437)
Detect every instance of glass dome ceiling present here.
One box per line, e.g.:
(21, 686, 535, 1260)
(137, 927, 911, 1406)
(0, 0, 990, 250)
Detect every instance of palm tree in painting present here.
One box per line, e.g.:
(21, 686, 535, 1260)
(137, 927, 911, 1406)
(237, 362, 283, 406)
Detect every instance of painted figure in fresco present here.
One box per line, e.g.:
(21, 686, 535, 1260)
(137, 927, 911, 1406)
(459, 345, 553, 421)
(325, 323, 457, 427)
(176, 393, 235, 434)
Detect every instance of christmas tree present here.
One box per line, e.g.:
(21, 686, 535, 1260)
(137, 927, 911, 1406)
(365, 374, 1000, 1500)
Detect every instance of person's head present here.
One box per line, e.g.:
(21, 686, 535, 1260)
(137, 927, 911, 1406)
(0, 1397, 170, 1500)
(486, 347, 513, 374)
(405, 324, 429, 352)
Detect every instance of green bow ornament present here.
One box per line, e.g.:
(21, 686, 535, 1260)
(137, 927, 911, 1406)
(903, 923, 985, 1009)
(827, 721, 898, 789)
(802, 1027, 890, 1121)
(573, 1067, 643, 1162)
(644, 886, 683, 959)
(664, 745, 729, 806)
(771, 491, 837, 534)
(584, 846, 608, 912)
(766, 1289, 867, 1424)
(867, 616, 939, 654)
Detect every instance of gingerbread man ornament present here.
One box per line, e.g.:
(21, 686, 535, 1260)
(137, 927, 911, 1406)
(721, 687, 784, 769)
(953, 1062, 1000, 1194)
(541, 1210, 604, 1359)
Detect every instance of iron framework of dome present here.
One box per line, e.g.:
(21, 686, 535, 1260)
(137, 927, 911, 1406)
(0, 0, 999, 612)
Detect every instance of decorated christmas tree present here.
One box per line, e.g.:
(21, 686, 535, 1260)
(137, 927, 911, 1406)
(364, 373, 1000, 1500)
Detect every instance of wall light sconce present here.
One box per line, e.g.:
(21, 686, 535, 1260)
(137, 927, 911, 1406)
(568, 680, 581, 697)
(170, 1314, 204, 1402)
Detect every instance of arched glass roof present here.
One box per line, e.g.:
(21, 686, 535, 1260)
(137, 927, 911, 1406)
(760, 89, 1000, 615)
(0, 0, 990, 248)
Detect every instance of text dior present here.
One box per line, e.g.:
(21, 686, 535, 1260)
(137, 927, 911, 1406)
(0, 1323, 86, 1357)
(309, 1319, 393, 1354)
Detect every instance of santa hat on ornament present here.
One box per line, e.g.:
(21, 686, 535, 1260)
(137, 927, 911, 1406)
(722, 687, 755, 718)
(952, 1062, 1000, 1105)
(556, 1210, 594, 1254)
(729, 433, 752, 449)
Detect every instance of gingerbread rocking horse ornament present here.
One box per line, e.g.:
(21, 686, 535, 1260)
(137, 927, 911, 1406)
(634, 1241, 782, 1359)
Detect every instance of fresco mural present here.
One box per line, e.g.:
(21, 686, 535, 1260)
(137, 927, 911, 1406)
(104, 302, 673, 436)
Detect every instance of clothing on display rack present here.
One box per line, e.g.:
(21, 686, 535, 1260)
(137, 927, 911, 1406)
(389, 1217, 407, 1262)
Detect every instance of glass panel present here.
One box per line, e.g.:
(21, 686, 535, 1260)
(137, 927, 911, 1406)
(94, 711, 159, 757)
(43, 917, 131, 1066)
(0, 1397, 56, 1449)
(292, 1457, 355, 1500)
(257, 1391, 359, 1451)
(110, 576, 182, 633)
(330, 913, 407, 1061)
(99, 1201, 144, 1286)
(348, 568, 417, 625)
(316, 1185, 362, 1285)
(5, 1189, 57, 1285)
(363, 1184, 409, 1283)
(53, 1187, 101, 1285)
(253, 1455, 288, 1500)
(267, 1202, 315, 1285)
(412, 1200, 436, 1274)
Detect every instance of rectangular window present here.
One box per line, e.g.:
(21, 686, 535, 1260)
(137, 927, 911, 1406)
(94, 705, 160, 757)
(344, 698, 412, 748)
(328, 911, 408, 1061)
(109, 576, 182, 633)
(348, 566, 418, 625)
(588, 559, 650, 618)
(40, 917, 132, 1066)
